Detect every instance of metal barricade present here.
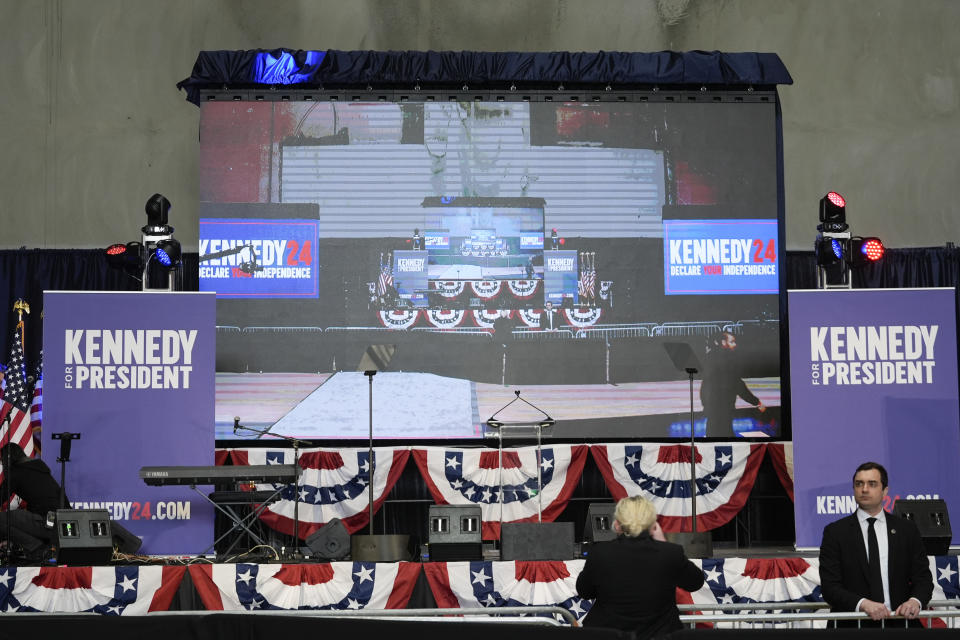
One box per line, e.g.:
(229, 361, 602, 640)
(411, 327, 495, 337)
(324, 326, 408, 334)
(512, 329, 576, 340)
(679, 607, 960, 630)
(574, 323, 659, 339)
(215, 325, 242, 333)
(652, 321, 729, 337)
(241, 326, 324, 333)
(134, 606, 576, 625)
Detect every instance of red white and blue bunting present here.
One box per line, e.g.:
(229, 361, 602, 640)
(932, 556, 960, 600)
(189, 562, 420, 610)
(591, 443, 767, 532)
(5, 558, 958, 614)
(423, 560, 590, 625)
(686, 558, 822, 606)
(0, 566, 185, 614)
(413, 445, 587, 539)
(220, 443, 783, 539)
(230, 447, 410, 538)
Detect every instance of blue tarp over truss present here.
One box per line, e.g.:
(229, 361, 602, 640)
(177, 49, 792, 105)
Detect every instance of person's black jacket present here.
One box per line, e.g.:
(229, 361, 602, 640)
(0, 457, 65, 515)
(576, 534, 705, 639)
(820, 512, 933, 613)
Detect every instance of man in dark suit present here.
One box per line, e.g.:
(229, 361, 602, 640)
(576, 496, 704, 639)
(819, 461, 933, 625)
(541, 301, 557, 331)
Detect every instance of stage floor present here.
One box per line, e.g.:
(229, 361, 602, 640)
(215, 371, 781, 440)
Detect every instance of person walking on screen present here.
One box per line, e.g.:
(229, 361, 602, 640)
(576, 496, 704, 639)
(699, 330, 764, 438)
(541, 301, 557, 330)
(819, 462, 932, 626)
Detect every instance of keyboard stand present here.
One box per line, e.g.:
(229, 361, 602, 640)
(194, 487, 286, 557)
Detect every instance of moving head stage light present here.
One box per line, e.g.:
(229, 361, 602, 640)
(815, 191, 884, 289)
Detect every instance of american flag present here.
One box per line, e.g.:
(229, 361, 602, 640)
(1, 322, 35, 483)
(376, 253, 393, 297)
(577, 253, 588, 298)
(584, 253, 596, 300)
(29, 350, 42, 447)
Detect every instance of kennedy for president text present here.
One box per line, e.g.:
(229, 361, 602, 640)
(64, 329, 197, 390)
(809, 325, 937, 385)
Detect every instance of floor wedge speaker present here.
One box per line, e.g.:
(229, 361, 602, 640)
(56, 509, 113, 565)
(893, 499, 951, 556)
(305, 518, 351, 560)
(584, 503, 617, 543)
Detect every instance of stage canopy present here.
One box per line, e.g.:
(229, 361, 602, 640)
(177, 50, 793, 105)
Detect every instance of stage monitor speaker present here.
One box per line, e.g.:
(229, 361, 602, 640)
(56, 509, 113, 565)
(584, 502, 616, 543)
(893, 499, 952, 556)
(501, 522, 575, 560)
(304, 518, 351, 560)
(428, 505, 483, 561)
(428, 505, 482, 544)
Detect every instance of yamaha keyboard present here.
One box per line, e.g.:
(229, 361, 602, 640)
(139, 464, 298, 486)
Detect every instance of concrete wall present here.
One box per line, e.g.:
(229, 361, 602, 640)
(1, 0, 957, 251)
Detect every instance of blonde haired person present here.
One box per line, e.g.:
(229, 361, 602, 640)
(576, 496, 704, 639)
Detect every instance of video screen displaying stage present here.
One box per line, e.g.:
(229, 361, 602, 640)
(198, 97, 783, 441)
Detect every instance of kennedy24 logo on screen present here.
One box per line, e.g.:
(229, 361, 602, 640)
(198, 218, 319, 298)
(663, 219, 778, 295)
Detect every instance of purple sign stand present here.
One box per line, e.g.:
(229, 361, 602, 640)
(789, 288, 960, 549)
(42, 291, 216, 554)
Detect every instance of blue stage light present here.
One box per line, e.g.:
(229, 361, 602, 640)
(253, 50, 325, 85)
(155, 247, 172, 267)
(831, 238, 843, 259)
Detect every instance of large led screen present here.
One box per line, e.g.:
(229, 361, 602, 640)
(199, 97, 782, 440)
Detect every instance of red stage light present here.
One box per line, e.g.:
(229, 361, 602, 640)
(826, 191, 845, 208)
(559, 238, 565, 245)
(106, 243, 127, 256)
(861, 238, 884, 261)
(849, 237, 885, 267)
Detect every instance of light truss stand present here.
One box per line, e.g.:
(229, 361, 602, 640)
(141, 229, 181, 291)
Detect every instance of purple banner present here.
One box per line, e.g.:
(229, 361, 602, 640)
(42, 292, 216, 554)
(663, 219, 779, 295)
(789, 288, 960, 548)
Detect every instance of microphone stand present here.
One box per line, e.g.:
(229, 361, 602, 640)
(51, 432, 81, 510)
(233, 418, 309, 558)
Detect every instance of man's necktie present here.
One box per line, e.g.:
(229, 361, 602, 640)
(867, 517, 885, 603)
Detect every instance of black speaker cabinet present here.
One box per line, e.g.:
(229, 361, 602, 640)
(428, 505, 483, 560)
(893, 499, 952, 556)
(584, 503, 617, 543)
(501, 522, 575, 560)
(56, 509, 114, 565)
(305, 518, 351, 560)
(429, 505, 482, 543)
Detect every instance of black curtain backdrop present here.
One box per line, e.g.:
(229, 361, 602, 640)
(2, 248, 957, 372)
